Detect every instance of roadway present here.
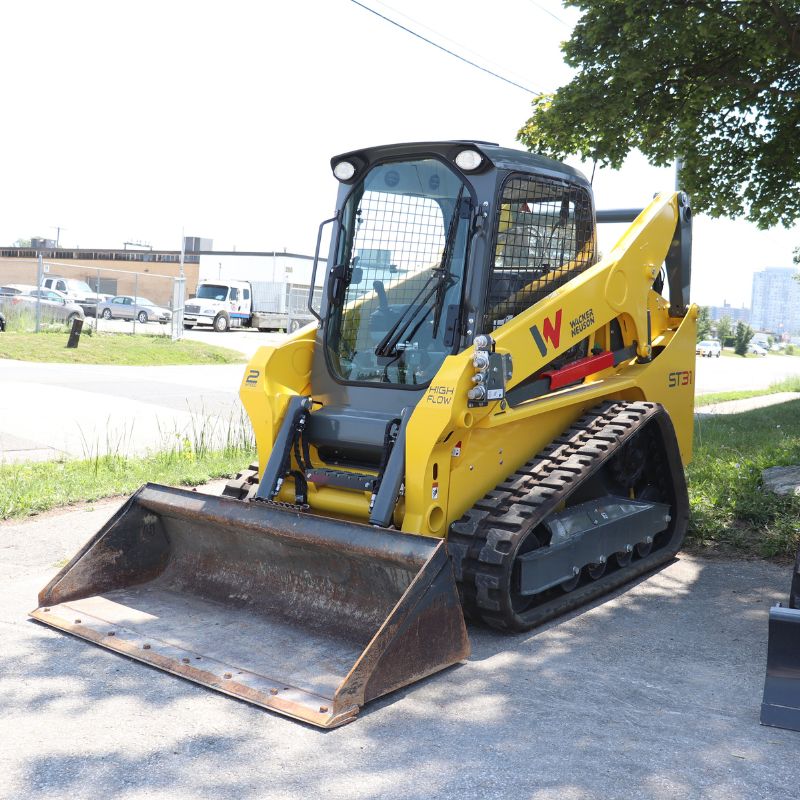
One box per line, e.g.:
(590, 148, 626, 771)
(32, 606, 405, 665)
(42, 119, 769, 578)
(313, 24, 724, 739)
(89, 317, 285, 358)
(1, 337, 799, 462)
(80, 321, 800, 394)
(695, 352, 800, 394)
(0, 329, 284, 462)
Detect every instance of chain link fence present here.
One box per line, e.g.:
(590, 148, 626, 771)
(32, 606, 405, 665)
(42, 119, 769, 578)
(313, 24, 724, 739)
(0, 257, 187, 339)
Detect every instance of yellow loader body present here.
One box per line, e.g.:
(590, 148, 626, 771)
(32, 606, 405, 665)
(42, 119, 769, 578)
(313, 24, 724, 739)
(33, 142, 695, 727)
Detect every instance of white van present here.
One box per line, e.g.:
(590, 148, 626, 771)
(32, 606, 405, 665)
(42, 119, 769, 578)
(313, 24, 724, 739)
(695, 340, 721, 358)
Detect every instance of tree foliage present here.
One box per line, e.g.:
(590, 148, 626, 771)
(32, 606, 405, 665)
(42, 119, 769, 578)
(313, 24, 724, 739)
(518, 0, 800, 228)
(734, 321, 755, 355)
(697, 306, 712, 341)
(716, 315, 733, 345)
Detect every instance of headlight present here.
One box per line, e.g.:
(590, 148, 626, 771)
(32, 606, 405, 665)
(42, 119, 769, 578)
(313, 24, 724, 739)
(455, 149, 483, 171)
(201, 307, 214, 315)
(333, 161, 356, 181)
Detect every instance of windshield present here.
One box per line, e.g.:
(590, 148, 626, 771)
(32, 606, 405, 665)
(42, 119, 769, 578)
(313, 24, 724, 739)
(197, 284, 229, 301)
(325, 158, 471, 386)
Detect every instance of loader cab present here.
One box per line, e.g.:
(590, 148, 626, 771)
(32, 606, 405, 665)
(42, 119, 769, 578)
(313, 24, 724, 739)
(312, 142, 595, 395)
(305, 141, 596, 471)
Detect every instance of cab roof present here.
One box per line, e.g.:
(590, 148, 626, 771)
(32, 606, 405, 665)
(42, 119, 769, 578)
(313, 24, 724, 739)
(332, 140, 590, 188)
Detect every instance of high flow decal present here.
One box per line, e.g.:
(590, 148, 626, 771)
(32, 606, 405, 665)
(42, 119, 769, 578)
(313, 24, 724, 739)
(530, 309, 563, 357)
(426, 385, 454, 405)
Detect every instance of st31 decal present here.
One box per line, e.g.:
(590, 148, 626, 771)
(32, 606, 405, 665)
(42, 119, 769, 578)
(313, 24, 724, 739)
(668, 370, 693, 388)
(245, 369, 260, 386)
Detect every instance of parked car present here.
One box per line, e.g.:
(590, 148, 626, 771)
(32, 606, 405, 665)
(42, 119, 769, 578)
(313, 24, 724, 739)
(696, 340, 721, 358)
(11, 289, 85, 323)
(40, 276, 110, 316)
(1, 283, 37, 296)
(747, 343, 768, 356)
(98, 296, 172, 324)
(0, 310, 5, 332)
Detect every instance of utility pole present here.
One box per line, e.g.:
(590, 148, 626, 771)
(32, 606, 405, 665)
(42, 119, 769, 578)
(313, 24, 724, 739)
(674, 157, 683, 191)
(51, 225, 67, 248)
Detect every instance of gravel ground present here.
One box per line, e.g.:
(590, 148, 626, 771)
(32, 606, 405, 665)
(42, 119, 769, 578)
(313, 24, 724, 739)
(1, 494, 798, 800)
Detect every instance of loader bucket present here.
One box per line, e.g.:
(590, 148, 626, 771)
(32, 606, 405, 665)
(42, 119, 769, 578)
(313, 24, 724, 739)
(760, 604, 800, 732)
(30, 484, 470, 728)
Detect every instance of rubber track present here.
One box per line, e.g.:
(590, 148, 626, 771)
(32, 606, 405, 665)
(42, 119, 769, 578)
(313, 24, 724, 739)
(448, 401, 689, 632)
(221, 463, 259, 500)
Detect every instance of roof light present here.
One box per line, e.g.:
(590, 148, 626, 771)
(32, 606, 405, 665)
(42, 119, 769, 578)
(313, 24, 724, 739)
(333, 161, 356, 181)
(455, 149, 483, 171)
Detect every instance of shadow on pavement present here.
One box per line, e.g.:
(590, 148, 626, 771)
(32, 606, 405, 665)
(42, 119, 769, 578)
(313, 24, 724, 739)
(5, 554, 797, 800)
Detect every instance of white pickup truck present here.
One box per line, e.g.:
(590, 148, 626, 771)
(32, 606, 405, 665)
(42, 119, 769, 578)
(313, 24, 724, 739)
(183, 279, 320, 332)
(41, 276, 109, 317)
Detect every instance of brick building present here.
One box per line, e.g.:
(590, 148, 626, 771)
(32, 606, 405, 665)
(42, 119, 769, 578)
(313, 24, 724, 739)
(0, 246, 201, 308)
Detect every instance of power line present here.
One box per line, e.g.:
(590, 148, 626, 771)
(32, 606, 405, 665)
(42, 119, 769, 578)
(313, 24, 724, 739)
(350, 0, 541, 96)
(368, 0, 536, 89)
(525, 0, 571, 28)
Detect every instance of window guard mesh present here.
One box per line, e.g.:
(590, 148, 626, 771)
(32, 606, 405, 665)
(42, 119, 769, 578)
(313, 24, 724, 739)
(483, 175, 595, 332)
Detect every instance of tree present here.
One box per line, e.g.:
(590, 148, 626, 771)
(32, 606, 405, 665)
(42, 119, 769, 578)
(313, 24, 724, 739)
(696, 306, 712, 342)
(734, 321, 755, 356)
(13, 238, 31, 248)
(716, 315, 732, 346)
(517, 0, 800, 229)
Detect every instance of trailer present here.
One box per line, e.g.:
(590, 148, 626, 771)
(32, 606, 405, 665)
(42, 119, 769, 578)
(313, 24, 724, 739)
(183, 279, 320, 332)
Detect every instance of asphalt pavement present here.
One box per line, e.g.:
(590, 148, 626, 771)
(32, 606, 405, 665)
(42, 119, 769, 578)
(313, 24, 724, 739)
(694, 353, 800, 394)
(90, 318, 285, 359)
(1, 493, 797, 800)
(0, 360, 247, 462)
(2, 342, 798, 462)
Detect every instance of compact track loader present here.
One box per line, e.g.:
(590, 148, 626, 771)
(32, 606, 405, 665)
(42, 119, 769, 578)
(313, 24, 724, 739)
(33, 141, 697, 728)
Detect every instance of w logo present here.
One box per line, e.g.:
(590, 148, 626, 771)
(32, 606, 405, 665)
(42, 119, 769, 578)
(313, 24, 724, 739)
(530, 309, 562, 356)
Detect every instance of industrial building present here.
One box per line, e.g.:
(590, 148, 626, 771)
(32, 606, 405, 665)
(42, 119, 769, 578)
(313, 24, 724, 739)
(0, 244, 202, 308)
(750, 266, 800, 335)
(707, 302, 750, 324)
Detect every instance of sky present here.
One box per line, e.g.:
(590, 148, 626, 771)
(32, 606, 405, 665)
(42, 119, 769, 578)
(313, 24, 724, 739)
(1, 0, 797, 307)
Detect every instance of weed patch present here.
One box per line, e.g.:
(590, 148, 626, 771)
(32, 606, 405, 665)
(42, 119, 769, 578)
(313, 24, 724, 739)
(687, 399, 800, 559)
(1, 415, 255, 519)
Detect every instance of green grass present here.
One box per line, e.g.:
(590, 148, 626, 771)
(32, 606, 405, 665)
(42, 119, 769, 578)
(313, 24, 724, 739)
(695, 376, 800, 407)
(1, 409, 256, 519)
(769, 349, 800, 357)
(720, 349, 765, 358)
(686, 399, 800, 559)
(1, 440, 256, 520)
(0, 329, 245, 365)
